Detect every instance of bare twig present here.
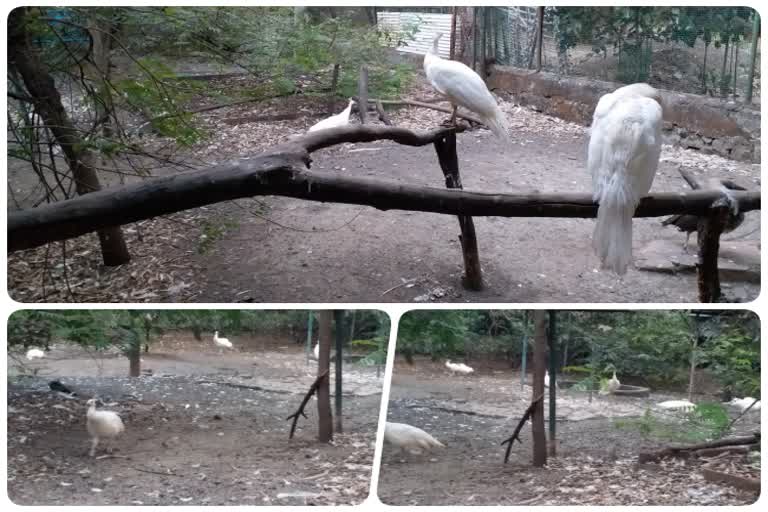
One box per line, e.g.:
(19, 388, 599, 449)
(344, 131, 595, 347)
(286, 370, 329, 439)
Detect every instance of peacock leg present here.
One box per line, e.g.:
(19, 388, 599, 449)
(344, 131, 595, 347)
(450, 104, 458, 125)
(683, 232, 691, 253)
(89, 437, 99, 457)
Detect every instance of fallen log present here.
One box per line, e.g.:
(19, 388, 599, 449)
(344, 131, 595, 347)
(701, 467, 760, 492)
(638, 433, 760, 463)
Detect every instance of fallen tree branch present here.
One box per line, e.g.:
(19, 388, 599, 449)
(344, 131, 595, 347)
(6, 125, 761, 252)
(286, 370, 328, 439)
(638, 433, 760, 463)
(701, 467, 760, 492)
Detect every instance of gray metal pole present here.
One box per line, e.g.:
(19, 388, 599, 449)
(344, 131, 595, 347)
(334, 310, 344, 433)
(548, 311, 557, 456)
(306, 311, 314, 365)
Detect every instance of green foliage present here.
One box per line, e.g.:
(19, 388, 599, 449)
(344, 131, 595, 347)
(699, 318, 760, 397)
(551, 6, 757, 85)
(397, 310, 475, 359)
(394, 310, 759, 399)
(615, 402, 730, 442)
(7, 310, 57, 349)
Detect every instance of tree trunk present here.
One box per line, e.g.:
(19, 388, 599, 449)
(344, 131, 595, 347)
(702, 43, 709, 92)
(720, 39, 730, 96)
(317, 311, 333, 442)
(532, 310, 547, 467)
(8, 7, 130, 266)
(128, 338, 141, 377)
(87, 9, 116, 138)
(456, 7, 475, 67)
(745, 13, 760, 103)
(536, 7, 544, 71)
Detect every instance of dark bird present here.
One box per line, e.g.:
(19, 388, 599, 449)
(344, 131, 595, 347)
(661, 176, 746, 253)
(49, 380, 78, 399)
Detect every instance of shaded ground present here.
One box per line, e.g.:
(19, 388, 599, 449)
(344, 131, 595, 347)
(6, 73, 761, 303)
(377, 359, 760, 506)
(7, 337, 382, 505)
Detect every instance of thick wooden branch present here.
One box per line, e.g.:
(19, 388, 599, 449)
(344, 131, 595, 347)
(290, 123, 465, 153)
(7, 159, 761, 253)
(286, 370, 329, 439)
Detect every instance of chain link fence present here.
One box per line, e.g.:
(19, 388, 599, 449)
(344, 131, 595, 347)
(486, 6, 760, 104)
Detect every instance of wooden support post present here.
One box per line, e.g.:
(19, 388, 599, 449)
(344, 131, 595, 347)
(696, 203, 729, 303)
(433, 132, 483, 290)
(358, 66, 369, 124)
(328, 64, 340, 116)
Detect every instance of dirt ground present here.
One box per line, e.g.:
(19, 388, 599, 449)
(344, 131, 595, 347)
(6, 74, 761, 303)
(6, 336, 383, 506)
(377, 359, 760, 506)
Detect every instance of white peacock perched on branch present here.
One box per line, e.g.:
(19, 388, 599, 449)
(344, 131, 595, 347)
(424, 33, 509, 139)
(589, 83, 663, 275)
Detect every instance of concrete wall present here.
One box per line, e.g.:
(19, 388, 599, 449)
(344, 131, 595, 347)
(487, 66, 761, 163)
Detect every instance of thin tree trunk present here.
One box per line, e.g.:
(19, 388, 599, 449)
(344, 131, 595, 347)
(128, 337, 141, 377)
(687, 329, 699, 402)
(721, 39, 730, 96)
(9, 7, 130, 267)
(450, 7, 458, 60)
(745, 13, 759, 103)
(532, 310, 547, 467)
(702, 43, 709, 92)
(536, 7, 544, 71)
(732, 43, 739, 96)
(317, 311, 333, 442)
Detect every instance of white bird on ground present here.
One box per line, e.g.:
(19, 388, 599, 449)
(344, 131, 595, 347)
(85, 398, 125, 457)
(424, 33, 509, 139)
(313, 341, 320, 360)
(544, 370, 559, 389)
(589, 82, 663, 275)
(384, 422, 445, 457)
(213, 331, 233, 353)
(658, 399, 696, 412)
(308, 98, 355, 132)
(25, 348, 45, 360)
(729, 397, 761, 412)
(607, 371, 621, 394)
(446, 360, 473, 375)
(456, 362, 474, 374)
